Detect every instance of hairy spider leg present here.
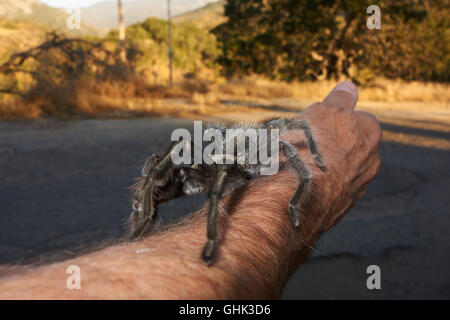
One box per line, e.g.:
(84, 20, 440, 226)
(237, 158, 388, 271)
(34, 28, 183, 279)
(130, 139, 214, 239)
(202, 164, 228, 265)
(262, 118, 324, 168)
(130, 142, 180, 239)
(263, 118, 324, 229)
(279, 141, 312, 228)
(128, 154, 160, 232)
(286, 119, 324, 167)
(129, 154, 158, 236)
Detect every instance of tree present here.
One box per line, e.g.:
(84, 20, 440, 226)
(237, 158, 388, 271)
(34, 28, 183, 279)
(214, 0, 448, 83)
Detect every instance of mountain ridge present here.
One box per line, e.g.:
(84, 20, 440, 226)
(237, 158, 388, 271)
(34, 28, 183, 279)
(0, 0, 100, 36)
(174, 0, 225, 29)
(81, 0, 219, 30)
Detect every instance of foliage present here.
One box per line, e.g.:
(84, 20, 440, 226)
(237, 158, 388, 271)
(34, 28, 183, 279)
(108, 17, 220, 76)
(0, 32, 141, 116)
(214, 0, 449, 83)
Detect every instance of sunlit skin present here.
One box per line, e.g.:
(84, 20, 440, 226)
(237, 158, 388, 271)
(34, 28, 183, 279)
(0, 81, 382, 299)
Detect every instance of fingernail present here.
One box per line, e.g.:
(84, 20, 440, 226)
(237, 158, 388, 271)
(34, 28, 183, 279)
(333, 81, 358, 101)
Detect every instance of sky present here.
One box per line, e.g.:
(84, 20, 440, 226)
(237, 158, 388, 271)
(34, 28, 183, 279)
(39, 0, 117, 8)
(38, 0, 215, 9)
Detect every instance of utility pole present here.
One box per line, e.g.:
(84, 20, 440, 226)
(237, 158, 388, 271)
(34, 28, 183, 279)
(167, 0, 173, 85)
(118, 0, 127, 63)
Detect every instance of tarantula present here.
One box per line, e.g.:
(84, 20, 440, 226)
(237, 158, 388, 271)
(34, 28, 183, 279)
(128, 117, 324, 265)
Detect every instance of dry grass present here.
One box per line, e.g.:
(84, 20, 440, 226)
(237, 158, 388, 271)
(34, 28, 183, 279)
(214, 76, 450, 105)
(1, 75, 449, 121)
(0, 19, 47, 65)
(0, 76, 213, 120)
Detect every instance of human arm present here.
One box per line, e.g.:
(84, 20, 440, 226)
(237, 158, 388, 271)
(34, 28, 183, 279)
(0, 81, 382, 299)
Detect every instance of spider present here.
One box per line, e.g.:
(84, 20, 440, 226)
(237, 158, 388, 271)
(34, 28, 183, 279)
(128, 117, 324, 266)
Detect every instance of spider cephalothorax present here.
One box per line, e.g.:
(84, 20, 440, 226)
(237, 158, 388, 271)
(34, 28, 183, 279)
(128, 117, 324, 265)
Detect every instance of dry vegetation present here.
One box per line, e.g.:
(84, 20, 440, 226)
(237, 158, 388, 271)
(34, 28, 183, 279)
(4, 70, 447, 153)
(214, 77, 450, 104)
(1, 75, 449, 121)
(0, 18, 47, 64)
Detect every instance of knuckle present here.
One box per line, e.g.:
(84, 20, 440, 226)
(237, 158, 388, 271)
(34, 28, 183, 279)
(356, 111, 382, 142)
(357, 111, 379, 127)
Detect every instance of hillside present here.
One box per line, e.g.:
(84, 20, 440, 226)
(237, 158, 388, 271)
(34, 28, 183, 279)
(82, 0, 218, 30)
(0, 18, 47, 64)
(174, 0, 225, 29)
(0, 0, 223, 36)
(0, 0, 99, 36)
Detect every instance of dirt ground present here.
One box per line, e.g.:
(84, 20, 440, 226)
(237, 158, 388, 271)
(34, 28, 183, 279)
(0, 103, 449, 299)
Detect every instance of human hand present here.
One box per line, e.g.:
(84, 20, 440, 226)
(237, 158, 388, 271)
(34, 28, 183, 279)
(279, 81, 382, 244)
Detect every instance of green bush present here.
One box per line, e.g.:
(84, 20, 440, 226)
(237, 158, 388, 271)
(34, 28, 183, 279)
(108, 17, 220, 74)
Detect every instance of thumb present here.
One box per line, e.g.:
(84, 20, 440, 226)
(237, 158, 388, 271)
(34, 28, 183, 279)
(323, 81, 359, 110)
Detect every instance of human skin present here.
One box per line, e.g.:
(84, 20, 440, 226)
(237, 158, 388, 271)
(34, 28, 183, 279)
(0, 81, 382, 299)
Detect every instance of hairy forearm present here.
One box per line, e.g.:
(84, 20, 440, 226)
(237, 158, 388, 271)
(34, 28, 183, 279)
(0, 169, 321, 299)
(0, 82, 381, 300)
(138, 170, 323, 299)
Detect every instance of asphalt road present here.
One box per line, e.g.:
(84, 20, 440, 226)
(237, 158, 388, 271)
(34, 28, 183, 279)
(0, 116, 449, 299)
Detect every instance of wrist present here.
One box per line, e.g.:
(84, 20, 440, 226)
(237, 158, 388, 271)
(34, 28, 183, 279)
(209, 168, 326, 295)
(229, 169, 325, 258)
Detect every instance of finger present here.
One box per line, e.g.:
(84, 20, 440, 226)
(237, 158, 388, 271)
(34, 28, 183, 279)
(323, 81, 359, 110)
